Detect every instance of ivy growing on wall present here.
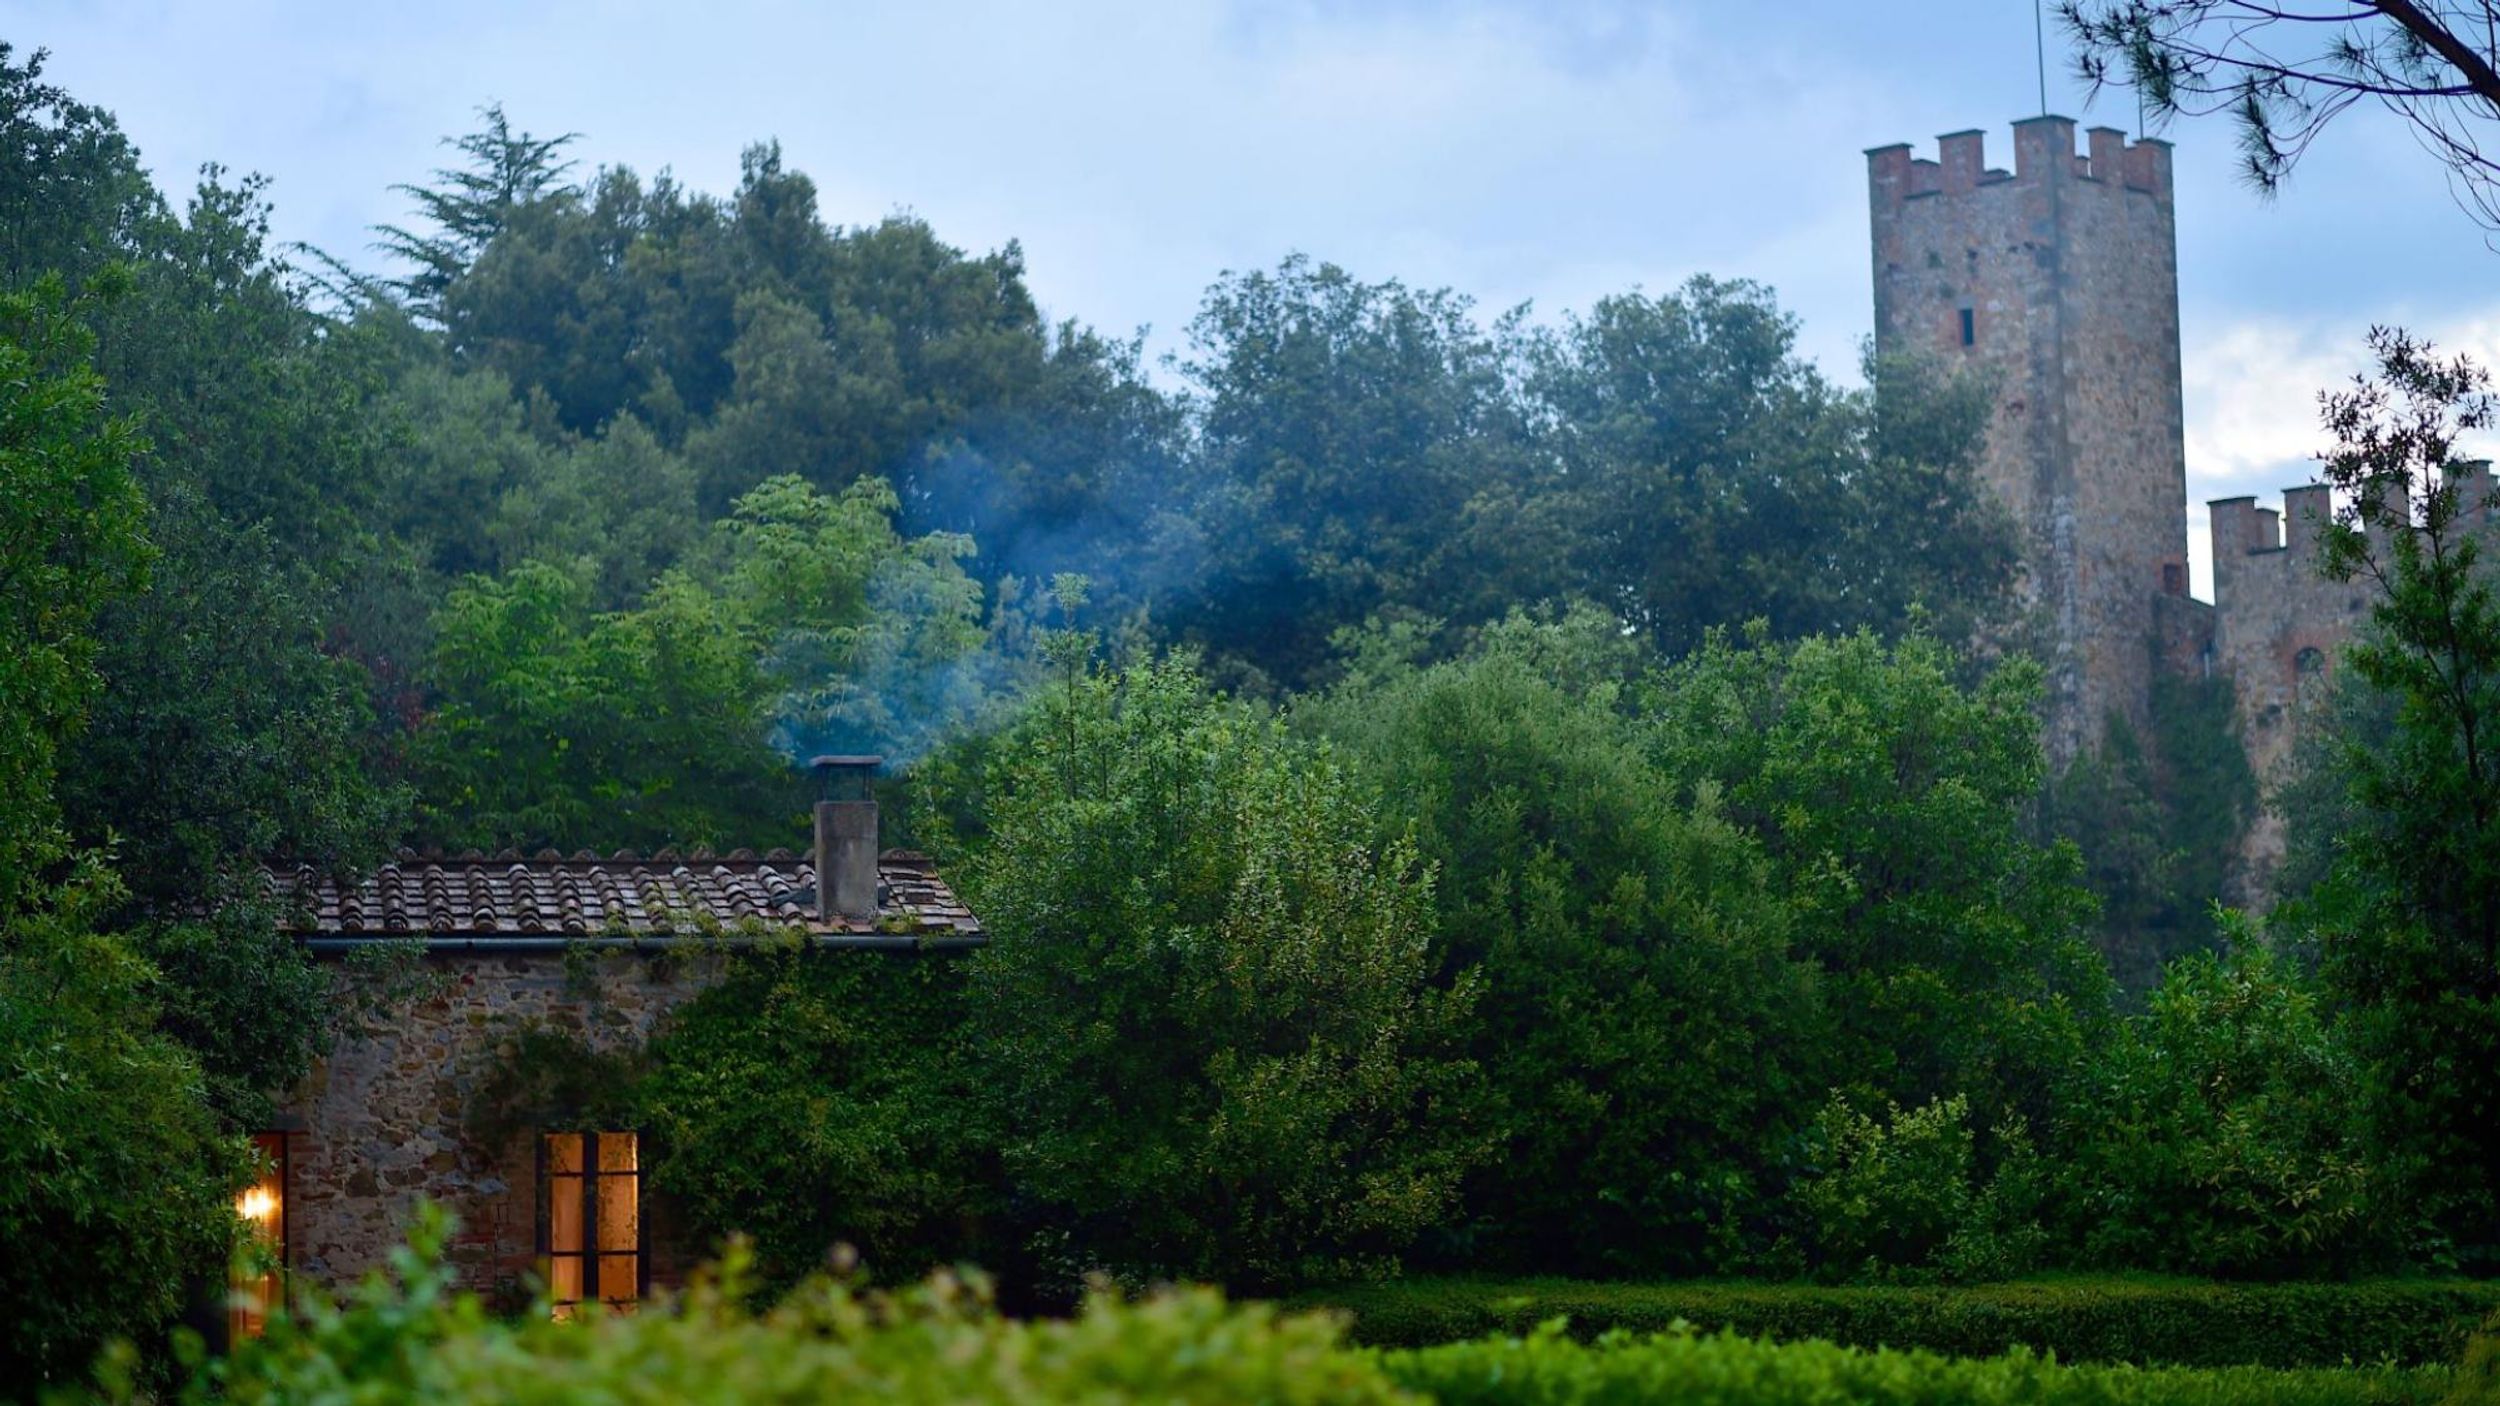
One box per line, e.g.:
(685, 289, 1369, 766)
(2046, 672, 2257, 992)
(463, 1023, 648, 1154)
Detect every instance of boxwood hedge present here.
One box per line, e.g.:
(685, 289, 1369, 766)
(1298, 1276, 2500, 1369)
(1382, 1325, 2450, 1406)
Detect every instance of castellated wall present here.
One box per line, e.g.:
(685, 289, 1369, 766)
(276, 950, 724, 1303)
(2211, 465, 2499, 883)
(1869, 119, 2188, 765)
(2208, 485, 2364, 883)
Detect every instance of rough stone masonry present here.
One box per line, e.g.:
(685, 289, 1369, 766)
(1865, 116, 2465, 889)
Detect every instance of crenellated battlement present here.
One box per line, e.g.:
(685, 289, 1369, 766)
(2211, 463, 2496, 580)
(1867, 117, 2171, 207)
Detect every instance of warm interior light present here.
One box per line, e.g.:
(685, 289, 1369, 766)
(231, 1132, 287, 1344)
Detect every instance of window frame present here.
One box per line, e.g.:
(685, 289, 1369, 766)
(230, 1131, 289, 1342)
(536, 1129, 646, 1315)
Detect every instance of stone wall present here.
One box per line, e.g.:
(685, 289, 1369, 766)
(2208, 485, 2364, 888)
(274, 948, 724, 1303)
(1869, 118, 2187, 766)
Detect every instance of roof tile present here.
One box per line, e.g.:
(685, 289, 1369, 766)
(271, 849, 982, 942)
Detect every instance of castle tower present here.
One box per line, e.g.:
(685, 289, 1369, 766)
(1868, 119, 2190, 764)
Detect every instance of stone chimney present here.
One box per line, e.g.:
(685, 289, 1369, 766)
(810, 755, 881, 922)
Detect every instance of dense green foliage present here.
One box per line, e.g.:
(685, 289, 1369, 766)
(1302, 1275, 2500, 1368)
(1797, 1092, 2047, 1283)
(1510, 295, 2019, 661)
(0, 54, 405, 907)
(1310, 611, 1806, 1276)
(1646, 629, 2110, 1132)
(0, 258, 247, 1391)
(0, 46, 394, 1133)
(118, 1209, 1413, 1406)
(2049, 677, 2259, 991)
(638, 946, 995, 1288)
(18, 31, 2500, 1393)
(94, 1222, 2467, 1405)
(1300, 617, 2110, 1282)
(0, 873, 246, 1391)
(958, 655, 1482, 1290)
(0, 274, 147, 914)
(1170, 266, 2018, 691)
(2056, 928, 2417, 1277)
(2295, 329, 2500, 1267)
(412, 473, 988, 849)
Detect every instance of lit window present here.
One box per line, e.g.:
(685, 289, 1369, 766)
(231, 1132, 286, 1341)
(542, 1131, 641, 1317)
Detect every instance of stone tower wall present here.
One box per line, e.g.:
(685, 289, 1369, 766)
(1869, 119, 2189, 764)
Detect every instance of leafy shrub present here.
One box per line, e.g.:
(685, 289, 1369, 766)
(1298, 1276, 2500, 1368)
(2452, 1310, 2500, 1406)
(2058, 929, 2418, 1278)
(0, 876, 245, 1390)
(110, 1206, 1415, 1406)
(1799, 1093, 2046, 1282)
(1382, 1322, 2447, 1406)
(91, 1219, 2459, 1406)
(962, 655, 1482, 1292)
(1643, 628, 2114, 1147)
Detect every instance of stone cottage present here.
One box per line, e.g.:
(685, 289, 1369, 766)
(233, 758, 982, 1329)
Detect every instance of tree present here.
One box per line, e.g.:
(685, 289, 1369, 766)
(2063, 0, 2500, 230)
(376, 103, 580, 324)
(0, 47, 161, 294)
(0, 273, 237, 1391)
(414, 559, 777, 850)
(0, 274, 149, 917)
(2295, 325, 2500, 1259)
(1, 46, 409, 912)
(1169, 256, 1528, 692)
(1513, 280, 2019, 659)
(0, 873, 245, 1390)
(2046, 676, 2258, 991)
(1644, 628, 2115, 1130)
(1310, 609, 1813, 1277)
(413, 475, 989, 850)
(961, 654, 1483, 1290)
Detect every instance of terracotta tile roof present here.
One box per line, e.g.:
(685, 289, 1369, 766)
(265, 847, 981, 942)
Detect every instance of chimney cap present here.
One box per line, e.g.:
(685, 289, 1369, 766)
(809, 754, 885, 770)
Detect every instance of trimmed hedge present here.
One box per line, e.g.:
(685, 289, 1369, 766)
(1384, 1326, 2450, 1406)
(109, 1214, 2468, 1406)
(1298, 1276, 2500, 1369)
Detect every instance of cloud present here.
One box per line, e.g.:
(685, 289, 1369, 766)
(2179, 309, 2500, 597)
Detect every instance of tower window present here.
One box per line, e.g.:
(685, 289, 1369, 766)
(542, 1131, 642, 1317)
(2295, 646, 2328, 712)
(1958, 308, 1976, 346)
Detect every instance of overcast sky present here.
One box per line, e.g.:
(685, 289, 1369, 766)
(17, 0, 2499, 598)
